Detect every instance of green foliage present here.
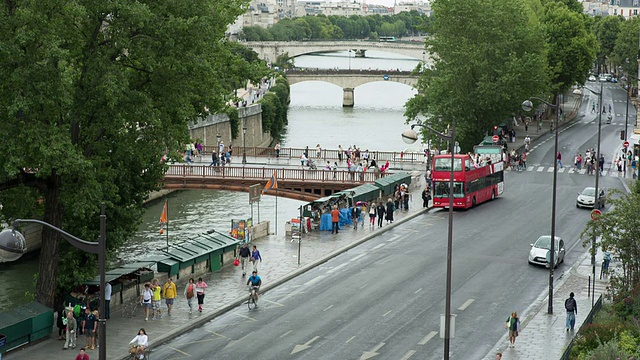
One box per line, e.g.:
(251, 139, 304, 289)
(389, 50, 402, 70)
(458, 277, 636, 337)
(405, 0, 548, 152)
(258, 78, 289, 139)
(239, 12, 429, 41)
(577, 340, 634, 360)
(225, 107, 240, 140)
(592, 15, 623, 74)
(275, 52, 295, 69)
(543, 1, 597, 93)
(0, 0, 254, 307)
(613, 17, 640, 84)
(571, 322, 620, 356)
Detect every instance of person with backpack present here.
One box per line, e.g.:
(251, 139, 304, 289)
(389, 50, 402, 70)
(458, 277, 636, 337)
(183, 278, 196, 314)
(352, 206, 361, 230)
(565, 292, 578, 331)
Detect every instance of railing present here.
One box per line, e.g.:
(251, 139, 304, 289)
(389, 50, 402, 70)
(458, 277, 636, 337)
(201, 146, 429, 165)
(559, 294, 603, 360)
(165, 165, 388, 183)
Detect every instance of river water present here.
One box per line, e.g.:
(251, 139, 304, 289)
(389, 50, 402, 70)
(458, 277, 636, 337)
(0, 50, 420, 311)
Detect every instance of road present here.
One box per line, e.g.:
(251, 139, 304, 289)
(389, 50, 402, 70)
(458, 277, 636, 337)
(149, 83, 631, 360)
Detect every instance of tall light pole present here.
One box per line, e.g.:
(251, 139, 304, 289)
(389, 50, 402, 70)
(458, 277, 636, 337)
(582, 82, 604, 307)
(348, 49, 352, 71)
(522, 96, 560, 314)
(242, 127, 248, 165)
(0, 205, 108, 360)
(402, 116, 455, 359)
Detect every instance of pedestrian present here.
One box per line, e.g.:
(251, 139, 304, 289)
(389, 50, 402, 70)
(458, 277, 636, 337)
(82, 307, 97, 350)
(385, 198, 395, 224)
(403, 189, 410, 210)
(316, 143, 322, 158)
(56, 305, 66, 340)
(521, 151, 527, 170)
(556, 151, 563, 168)
(225, 150, 231, 164)
(300, 152, 308, 166)
(376, 202, 386, 227)
(208, 150, 218, 166)
(162, 277, 178, 316)
(238, 243, 251, 276)
(565, 292, 577, 331)
(104, 282, 111, 320)
(75, 348, 90, 360)
(338, 145, 344, 162)
(368, 202, 376, 227)
(331, 205, 340, 234)
(598, 155, 605, 175)
(195, 277, 208, 312)
(496, 352, 502, 360)
(64, 310, 77, 350)
(140, 282, 153, 321)
(151, 279, 162, 320)
(274, 142, 281, 158)
(352, 205, 361, 230)
(505, 311, 520, 348)
(184, 278, 196, 314)
(617, 157, 623, 174)
(251, 245, 262, 272)
(422, 186, 431, 208)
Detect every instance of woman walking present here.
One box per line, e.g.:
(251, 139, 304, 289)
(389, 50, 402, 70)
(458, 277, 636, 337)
(195, 277, 208, 313)
(505, 311, 521, 348)
(368, 202, 376, 228)
(385, 198, 395, 224)
(251, 245, 262, 272)
(183, 278, 196, 314)
(376, 202, 386, 228)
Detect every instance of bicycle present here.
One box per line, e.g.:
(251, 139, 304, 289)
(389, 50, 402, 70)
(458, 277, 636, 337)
(121, 301, 140, 318)
(128, 348, 150, 360)
(247, 286, 259, 310)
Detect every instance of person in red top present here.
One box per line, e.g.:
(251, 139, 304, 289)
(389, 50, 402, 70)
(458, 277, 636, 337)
(75, 348, 90, 360)
(331, 205, 340, 234)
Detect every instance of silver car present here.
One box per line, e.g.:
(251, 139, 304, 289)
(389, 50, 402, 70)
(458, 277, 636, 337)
(576, 187, 605, 208)
(528, 236, 565, 267)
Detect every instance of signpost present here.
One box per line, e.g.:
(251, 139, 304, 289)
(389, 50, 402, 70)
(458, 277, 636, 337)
(492, 135, 499, 143)
(590, 209, 602, 221)
(248, 184, 261, 223)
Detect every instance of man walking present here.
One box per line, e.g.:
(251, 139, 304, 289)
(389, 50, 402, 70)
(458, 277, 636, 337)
(162, 278, 177, 316)
(557, 151, 563, 168)
(104, 282, 111, 320)
(565, 292, 578, 331)
(238, 243, 251, 276)
(331, 205, 340, 234)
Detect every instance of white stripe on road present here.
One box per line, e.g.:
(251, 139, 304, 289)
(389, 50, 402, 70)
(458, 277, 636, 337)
(547, 167, 555, 172)
(323, 305, 334, 312)
(279, 330, 292, 338)
(372, 243, 385, 250)
(457, 298, 475, 311)
(327, 263, 348, 274)
(345, 336, 356, 343)
(399, 350, 416, 360)
(415, 288, 422, 294)
(386, 235, 401, 242)
(382, 310, 392, 317)
(558, 168, 566, 173)
(418, 331, 438, 345)
(537, 167, 545, 172)
(306, 275, 326, 286)
(350, 253, 367, 262)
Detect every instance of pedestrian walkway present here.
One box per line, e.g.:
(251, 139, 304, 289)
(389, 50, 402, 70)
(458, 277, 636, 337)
(506, 164, 631, 178)
(5, 185, 429, 360)
(483, 250, 612, 360)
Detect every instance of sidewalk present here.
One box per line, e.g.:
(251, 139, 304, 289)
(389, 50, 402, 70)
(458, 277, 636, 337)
(6, 182, 430, 360)
(484, 250, 611, 360)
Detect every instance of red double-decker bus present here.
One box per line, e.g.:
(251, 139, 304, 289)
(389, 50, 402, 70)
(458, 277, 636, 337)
(431, 148, 504, 209)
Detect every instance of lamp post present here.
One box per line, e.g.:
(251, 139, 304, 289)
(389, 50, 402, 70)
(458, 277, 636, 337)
(582, 82, 604, 307)
(242, 127, 248, 165)
(0, 205, 107, 360)
(402, 116, 455, 360)
(522, 95, 560, 314)
(349, 49, 352, 71)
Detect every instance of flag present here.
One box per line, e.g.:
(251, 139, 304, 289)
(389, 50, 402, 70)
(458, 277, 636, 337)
(262, 170, 278, 195)
(159, 200, 168, 234)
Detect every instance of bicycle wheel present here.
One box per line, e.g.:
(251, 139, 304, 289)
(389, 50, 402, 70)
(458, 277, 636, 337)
(247, 295, 255, 310)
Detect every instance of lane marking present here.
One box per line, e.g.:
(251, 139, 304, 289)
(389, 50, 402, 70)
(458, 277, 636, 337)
(458, 298, 475, 311)
(399, 350, 416, 360)
(168, 346, 190, 356)
(415, 288, 422, 294)
(359, 283, 368, 290)
(306, 275, 326, 286)
(351, 253, 367, 262)
(372, 243, 385, 250)
(360, 342, 385, 360)
(386, 235, 401, 242)
(262, 299, 284, 307)
(323, 305, 334, 312)
(327, 263, 348, 274)
(291, 336, 320, 355)
(345, 335, 356, 343)
(233, 313, 257, 322)
(537, 167, 544, 172)
(280, 330, 292, 338)
(558, 168, 566, 173)
(547, 167, 555, 172)
(206, 330, 228, 339)
(418, 331, 438, 345)
(382, 310, 392, 317)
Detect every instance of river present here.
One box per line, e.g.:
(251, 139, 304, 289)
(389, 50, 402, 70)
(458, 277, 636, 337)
(0, 50, 420, 311)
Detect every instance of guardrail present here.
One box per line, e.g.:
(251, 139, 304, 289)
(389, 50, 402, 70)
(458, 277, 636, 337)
(559, 294, 603, 360)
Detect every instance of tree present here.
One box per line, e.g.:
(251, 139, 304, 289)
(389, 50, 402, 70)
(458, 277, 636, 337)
(0, 0, 254, 308)
(613, 17, 640, 84)
(405, 0, 548, 151)
(593, 15, 622, 75)
(542, 1, 597, 94)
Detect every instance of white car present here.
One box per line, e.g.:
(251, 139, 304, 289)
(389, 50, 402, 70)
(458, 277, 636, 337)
(528, 236, 565, 267)
(576, 187, 605, 208)
(588, 75, 597, 82)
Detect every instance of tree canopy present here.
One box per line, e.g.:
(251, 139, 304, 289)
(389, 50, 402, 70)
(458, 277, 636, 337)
(0, 0, 258, 308)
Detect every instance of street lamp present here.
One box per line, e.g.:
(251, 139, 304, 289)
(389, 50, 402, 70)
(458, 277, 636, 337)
(522, 95, 561, 314)
(582, 82, 604, 307)
(0, 205, 107, 360)
(349, 49, 352, 71)
(242, 127, 248, 165)
(403, 116, 455, 360)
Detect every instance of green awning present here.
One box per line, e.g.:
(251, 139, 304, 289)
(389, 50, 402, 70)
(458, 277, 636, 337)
(336, 183, 381, 204)
(161, 230, 241, 263)
(374, 172, 412, 195)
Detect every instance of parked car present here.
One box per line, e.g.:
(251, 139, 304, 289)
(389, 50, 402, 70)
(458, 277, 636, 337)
(529, 236, 565, 267)
(599, 75, 608, 82)
(576, 187, 605, 208)
(588, 75, 597, 82)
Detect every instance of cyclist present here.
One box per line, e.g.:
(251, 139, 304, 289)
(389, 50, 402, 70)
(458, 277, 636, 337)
(246, 271, 262, 304)
(128, 328, 149, 360)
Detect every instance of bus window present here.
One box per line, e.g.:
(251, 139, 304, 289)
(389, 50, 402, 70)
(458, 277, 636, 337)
(434, 181, 464, 198)
(434, 158, 463, 171)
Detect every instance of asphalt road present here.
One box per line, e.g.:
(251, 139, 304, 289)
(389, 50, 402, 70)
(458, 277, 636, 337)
(149, 84, 630, 360)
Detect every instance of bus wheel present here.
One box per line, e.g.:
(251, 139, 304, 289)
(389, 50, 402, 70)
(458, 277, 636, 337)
(472, 197, 476, 207)
(491, 191, 496, 200)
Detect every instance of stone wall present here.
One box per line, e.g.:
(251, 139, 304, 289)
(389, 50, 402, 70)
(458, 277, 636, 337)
(188, 104, 272, 148)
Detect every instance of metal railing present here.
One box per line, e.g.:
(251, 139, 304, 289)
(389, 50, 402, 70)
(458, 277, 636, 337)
(560, 294, 603, 360)
(165, 164, 389, 184)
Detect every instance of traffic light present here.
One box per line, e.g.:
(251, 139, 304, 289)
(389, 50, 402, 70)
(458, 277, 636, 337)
(621, 130, 625, 140)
